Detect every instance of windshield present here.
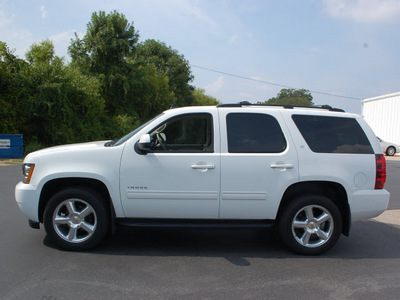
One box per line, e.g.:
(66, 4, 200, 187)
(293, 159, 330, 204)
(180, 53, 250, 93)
(110, 113, 164, 146)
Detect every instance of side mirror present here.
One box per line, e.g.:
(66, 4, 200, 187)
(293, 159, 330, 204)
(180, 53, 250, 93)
(135, 134, 151, 154)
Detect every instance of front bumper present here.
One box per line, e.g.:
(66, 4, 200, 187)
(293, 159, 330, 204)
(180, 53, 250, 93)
(15, 182, 41, 222)
(29, 220, 40, 229)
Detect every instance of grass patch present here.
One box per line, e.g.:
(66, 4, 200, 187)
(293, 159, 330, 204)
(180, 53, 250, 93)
(0, 159, 23, 166)
(6, 160, 23, 165)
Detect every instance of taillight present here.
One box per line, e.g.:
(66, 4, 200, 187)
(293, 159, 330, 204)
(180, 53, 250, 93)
(375, 154, 386, 189)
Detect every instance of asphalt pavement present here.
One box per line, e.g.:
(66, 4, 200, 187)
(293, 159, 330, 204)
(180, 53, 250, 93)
(1, 160, 400, 299)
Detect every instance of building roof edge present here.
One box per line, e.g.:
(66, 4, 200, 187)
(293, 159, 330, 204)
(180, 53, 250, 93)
(362, 91, 400, 103)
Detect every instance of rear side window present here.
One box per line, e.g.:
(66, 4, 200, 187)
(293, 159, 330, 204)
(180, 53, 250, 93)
(227, 113, 287, 153)
(292, 115, 373, 154)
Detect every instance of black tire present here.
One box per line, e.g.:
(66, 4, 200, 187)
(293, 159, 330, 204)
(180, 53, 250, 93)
(386, 146, 396, 156)
(278, 195, 342, 255)
(43, 187, 109, 251)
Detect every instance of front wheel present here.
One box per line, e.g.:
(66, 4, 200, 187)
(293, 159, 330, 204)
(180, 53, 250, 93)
(278, 195, 342, 255)
(386, 146, 396, 156)
(43, 187, 109, 251)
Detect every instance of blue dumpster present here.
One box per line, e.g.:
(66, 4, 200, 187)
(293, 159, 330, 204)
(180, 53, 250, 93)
(0, 134, 23, 158)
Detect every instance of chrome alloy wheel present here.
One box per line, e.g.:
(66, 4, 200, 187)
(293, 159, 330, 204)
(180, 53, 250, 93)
(291, 205, 334, 248)
(52, 199, 97, 243)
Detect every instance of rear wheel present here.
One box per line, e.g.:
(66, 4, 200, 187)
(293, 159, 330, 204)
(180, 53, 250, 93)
(43, 187, 109, 251)
(278, 195, 342, 255)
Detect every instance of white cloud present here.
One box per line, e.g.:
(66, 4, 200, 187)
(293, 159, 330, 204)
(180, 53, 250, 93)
(323, 0, 400, 23)
(0, 9, 13, 27)
(247, 76, 278, 92)
(40, 5, 48, 19)
(49, 30, 83, 59)
(238, 91, 255, 100)
(256, 84, 275, 92)
(229, 33, 239, 44)
(182, 2, 217, 28)
(204, 76, 224, 94)
(138, 0, 219, 28)
(0, 8, 33, 58)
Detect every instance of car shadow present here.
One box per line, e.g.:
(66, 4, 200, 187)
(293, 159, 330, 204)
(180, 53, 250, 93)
(43, 219, 400, 264)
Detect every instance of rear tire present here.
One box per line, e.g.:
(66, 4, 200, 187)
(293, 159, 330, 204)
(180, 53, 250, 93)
(43, 187, 109, 251)
(278, 195, 342, 255)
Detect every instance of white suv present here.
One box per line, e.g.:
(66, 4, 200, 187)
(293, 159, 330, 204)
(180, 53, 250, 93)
(15, 103, 390, 255)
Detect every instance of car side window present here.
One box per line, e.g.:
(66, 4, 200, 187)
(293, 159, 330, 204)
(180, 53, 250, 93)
(226, 113, 287, 153)
(149, 113, 213, 152)
(292, 115, 374, 154)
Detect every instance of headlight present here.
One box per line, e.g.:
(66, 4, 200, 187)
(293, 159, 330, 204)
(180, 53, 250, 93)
(22, 163, 35, 184)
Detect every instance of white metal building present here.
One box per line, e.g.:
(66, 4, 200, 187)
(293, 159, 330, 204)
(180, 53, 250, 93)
(362, 92, 400, 145)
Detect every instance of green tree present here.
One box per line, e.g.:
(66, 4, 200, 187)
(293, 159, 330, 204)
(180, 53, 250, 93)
(136, 39, 195, 107)
(0, 42, 29, 133)
(68, 11, 143, 120)
(68, 12, 198, 131)
(263, 89, 314, 106)
(25, 40, 55, 65)
(2, 11, 223, 151)
(192, 88, 220, 106)
(69, 10, 139, 75)
(16, 41, 104, 146)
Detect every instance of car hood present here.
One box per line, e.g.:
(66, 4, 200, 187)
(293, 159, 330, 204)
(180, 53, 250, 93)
(25, 141, 110, 159)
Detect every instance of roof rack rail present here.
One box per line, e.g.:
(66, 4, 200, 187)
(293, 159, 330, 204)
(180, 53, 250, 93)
(217, 102, 345, 112)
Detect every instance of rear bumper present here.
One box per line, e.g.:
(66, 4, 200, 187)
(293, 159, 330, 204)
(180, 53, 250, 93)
(349, 189, 390, 221)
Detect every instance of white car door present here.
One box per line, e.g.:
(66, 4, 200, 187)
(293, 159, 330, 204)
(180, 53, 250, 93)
(218, 108, 299, 219)
(119, 110, 220, 219)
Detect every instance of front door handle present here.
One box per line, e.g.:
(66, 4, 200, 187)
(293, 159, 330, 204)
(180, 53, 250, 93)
(270, 162, 294, 170)
(191, 164, 215, 170)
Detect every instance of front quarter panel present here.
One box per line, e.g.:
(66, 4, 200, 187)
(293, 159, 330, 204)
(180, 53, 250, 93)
(15, 142, 125, 222)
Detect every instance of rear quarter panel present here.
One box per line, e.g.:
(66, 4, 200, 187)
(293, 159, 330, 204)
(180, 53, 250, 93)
(281, 110, 388, 219)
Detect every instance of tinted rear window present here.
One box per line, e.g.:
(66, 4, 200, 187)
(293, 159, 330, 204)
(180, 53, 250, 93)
(292, 115, 373, 154)
(227, 113, 287, 153)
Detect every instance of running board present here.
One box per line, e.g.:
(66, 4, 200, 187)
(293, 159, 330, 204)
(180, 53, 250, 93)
(116, 218, 274, 228)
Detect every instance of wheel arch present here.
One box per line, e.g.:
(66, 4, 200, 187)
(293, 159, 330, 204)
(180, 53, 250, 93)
(38, 178, 116, 231)
(277, 181, 351, 236)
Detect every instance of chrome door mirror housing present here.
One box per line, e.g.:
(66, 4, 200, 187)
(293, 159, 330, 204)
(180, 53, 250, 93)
(135, 134, 151, 154)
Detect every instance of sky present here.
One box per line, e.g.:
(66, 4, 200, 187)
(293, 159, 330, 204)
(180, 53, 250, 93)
(1, 0, 400, 114)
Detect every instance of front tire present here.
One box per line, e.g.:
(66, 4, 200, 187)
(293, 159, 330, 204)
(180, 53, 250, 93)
(43, 187, 109, 251)
(386, 146, 396, 156)
(278, 195, 342, 255)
